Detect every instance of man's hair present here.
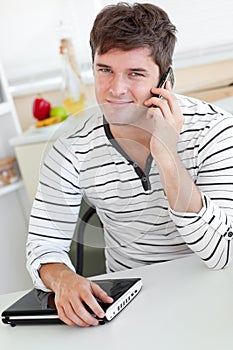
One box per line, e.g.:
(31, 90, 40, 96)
(90, 2, 177, 77)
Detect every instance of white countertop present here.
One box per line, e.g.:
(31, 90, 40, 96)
(10, 122, 66, 146)
(1, 255, 233, 350)
(9, 115, 82, 147)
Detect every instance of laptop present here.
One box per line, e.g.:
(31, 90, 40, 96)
(1, 277, 142, 327)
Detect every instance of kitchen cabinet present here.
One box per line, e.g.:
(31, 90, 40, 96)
(0, 62, 32, 294)
(174, 59, 233, 104)
(10, 122, 68, 204)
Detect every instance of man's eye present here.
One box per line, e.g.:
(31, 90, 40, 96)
(130, 72, 144, 78)
(99, 68, 112, 73)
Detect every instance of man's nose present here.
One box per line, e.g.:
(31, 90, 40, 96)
(109, 74, 128, 96)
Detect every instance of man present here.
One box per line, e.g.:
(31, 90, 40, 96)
(26, 3, 233, 327)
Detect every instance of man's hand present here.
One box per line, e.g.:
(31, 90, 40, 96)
(40, 263, 113, 327)
(144, 83, 184, 164)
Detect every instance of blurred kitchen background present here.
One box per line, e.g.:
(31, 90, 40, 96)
(0, 0, 233, 294)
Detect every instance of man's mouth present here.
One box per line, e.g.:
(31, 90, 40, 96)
(106, 99, 134, 107)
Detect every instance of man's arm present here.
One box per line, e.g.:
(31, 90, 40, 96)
(26, 136, 82, 290)
(145, 86, 203, 214)
(156, 151, 203, 214)
(145, 87, 233, 269)
(39, 263, 113, 326)
(27, 135, 113, 326)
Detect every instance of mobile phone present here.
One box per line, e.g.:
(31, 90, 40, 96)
(152, 67, 174, 100)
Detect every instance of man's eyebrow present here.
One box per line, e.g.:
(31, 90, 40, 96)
(128, 68, 148, 72)
(96, 63, 111, 68)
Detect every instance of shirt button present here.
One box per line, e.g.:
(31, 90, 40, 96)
(133, 162, 138, 168)
(142, 177, 147, 182)
(227, 231, 233, 238)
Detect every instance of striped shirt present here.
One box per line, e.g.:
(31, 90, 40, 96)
(26, 94, 233, 291)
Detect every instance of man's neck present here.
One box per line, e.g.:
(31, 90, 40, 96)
(109, 122, 153, 172)
(109, 121, 153, 149)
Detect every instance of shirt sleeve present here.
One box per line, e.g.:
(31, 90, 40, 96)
(169, 112, 233, 269)
(26, 137, 82, 291)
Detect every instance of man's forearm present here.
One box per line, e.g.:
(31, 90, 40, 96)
(157, 154, 203, 213)
(39, 263, 78, 292)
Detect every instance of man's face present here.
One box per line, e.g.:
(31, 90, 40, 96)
(93, 47, 160, 126)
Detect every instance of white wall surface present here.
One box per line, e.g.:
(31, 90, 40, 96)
(0, 0, 233, 83)
(0, 188, 32, 294)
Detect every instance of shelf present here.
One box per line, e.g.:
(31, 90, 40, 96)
(0, 102, 10, 116)
(8, 63, 94, 97)
(0, 179, 24, 197)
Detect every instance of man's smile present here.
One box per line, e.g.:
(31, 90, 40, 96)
(106, 99, 134, 106)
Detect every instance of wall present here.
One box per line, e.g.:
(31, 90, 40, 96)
(0, 188, 33, 294)
(0, 0, 232, 84)
(0, 0, 99, 82)
(0, 0, 232, 131)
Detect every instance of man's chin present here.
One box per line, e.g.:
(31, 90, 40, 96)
(102, 104, 147, 126)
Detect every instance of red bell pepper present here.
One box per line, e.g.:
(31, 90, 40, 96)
(33, 98, 51, 120)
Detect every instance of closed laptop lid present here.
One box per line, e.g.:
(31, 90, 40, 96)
(1, 289, 59, 326)
(1, 278, 142, 326)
